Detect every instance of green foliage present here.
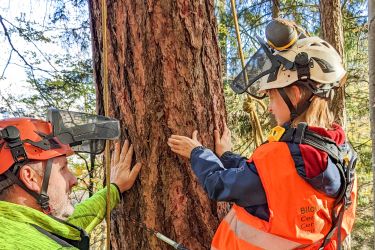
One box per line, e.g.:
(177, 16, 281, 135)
(0, 0, 93, 117)
(342, 2, 373, 248)
(49, 0, 91, 51)
(22, 57, 95, 116)
(345, 62, 373, 249)
(224, 81, 272, 155)
(15, 19, 51, 43)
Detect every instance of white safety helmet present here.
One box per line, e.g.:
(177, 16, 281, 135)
(231, 35, 346, 99)
(230, 19, 347, 120)
(258, 36, 346, 92)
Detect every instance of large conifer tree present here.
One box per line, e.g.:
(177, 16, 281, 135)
(89, 1, 227, 249)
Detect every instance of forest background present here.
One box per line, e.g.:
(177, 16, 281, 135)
(0, 0, 372, 249)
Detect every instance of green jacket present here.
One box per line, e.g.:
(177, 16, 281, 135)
(0, 184, 120, 249)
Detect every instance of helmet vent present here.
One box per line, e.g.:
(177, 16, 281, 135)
(310, 42, 321, 47)
(321, 42, 331, 48)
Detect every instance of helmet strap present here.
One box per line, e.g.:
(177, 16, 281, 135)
(277, 88, 298, 120)
(4, 168, 41, 201)
(277, 88, 313, 122)
(39, 159, 53, 212)
(3, 159, 53, 214)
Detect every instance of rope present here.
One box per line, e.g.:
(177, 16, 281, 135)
(100, 0, 111, 249)
(229, 0, 264, 146)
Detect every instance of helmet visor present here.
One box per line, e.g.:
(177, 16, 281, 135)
(47, 109, 120, 154)
(230, 36, 278, 98)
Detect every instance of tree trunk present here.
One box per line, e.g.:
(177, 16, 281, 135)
(319, 0, 346, 127)
(272, 0, 280, 18)
(217, 0, 228, 80)
(368, 1, 375, 249)
(89, 1, 227, 249)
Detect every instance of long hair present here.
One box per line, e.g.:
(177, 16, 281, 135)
(286, 84, 335, 129)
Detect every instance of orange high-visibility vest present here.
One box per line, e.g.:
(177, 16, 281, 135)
(211, 142, 357, 250)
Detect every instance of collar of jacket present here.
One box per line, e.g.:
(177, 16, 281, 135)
(0, 200, 81, 241)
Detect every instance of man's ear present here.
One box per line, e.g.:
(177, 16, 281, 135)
(289, 85, 302, 106)
(18, 165, 42, 193)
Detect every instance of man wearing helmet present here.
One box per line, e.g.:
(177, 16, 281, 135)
(0, 110, 141, 249)
(168, 19, 357, 249)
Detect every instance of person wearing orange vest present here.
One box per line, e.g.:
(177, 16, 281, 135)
(167, 19, 357, 250)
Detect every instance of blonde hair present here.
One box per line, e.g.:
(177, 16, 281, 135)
(285, 84, 334, 129)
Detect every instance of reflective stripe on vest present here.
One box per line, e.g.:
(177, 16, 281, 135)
(216, 208, 303, 250)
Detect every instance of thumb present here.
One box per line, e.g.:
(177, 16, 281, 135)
(214, 130, 220, 144)
(224, 125, 231, 136)
(192, 130, 198, 141)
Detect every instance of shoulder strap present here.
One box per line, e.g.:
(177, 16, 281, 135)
(50, 215, 90, 250)
(31, 222, 90, 250)
(280, 123, 343, 162)
(279, 123, 357, 250)
(318, 204, 346, 250)
(31, 224, 74, 248)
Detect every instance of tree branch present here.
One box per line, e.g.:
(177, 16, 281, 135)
(0, 15, 35, 71)
(0, 50, 12, 79)
(0, 15, 57, 107)
(0, 90, 20, 116)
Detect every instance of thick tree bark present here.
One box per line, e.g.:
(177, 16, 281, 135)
(368, 1, 375, 249)
(89, 1, 227, 249)
(319, 0, 346, 127)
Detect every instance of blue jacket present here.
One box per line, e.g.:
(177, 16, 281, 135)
(190, 141, 342, 221)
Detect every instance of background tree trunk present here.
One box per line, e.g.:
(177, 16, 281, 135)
(217, 0, 228, 80)
(89, 1, 227, 249)
(319, 0, 346, 127)
(368, 0, 375, 249)
(272, 0, 280, 18)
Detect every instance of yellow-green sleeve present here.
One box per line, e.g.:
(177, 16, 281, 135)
(67, 184, 120, 233)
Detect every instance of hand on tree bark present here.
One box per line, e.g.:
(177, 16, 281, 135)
(167, 130, 202, 159)
(110, 140, 142, 193)
(214, 124, 232, 157)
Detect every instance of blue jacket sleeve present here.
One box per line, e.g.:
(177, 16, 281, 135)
(219, 151, 249, 169)
(190, 147, 267, 207)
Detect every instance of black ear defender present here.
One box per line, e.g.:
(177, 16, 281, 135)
(265, 18, 308, 51)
